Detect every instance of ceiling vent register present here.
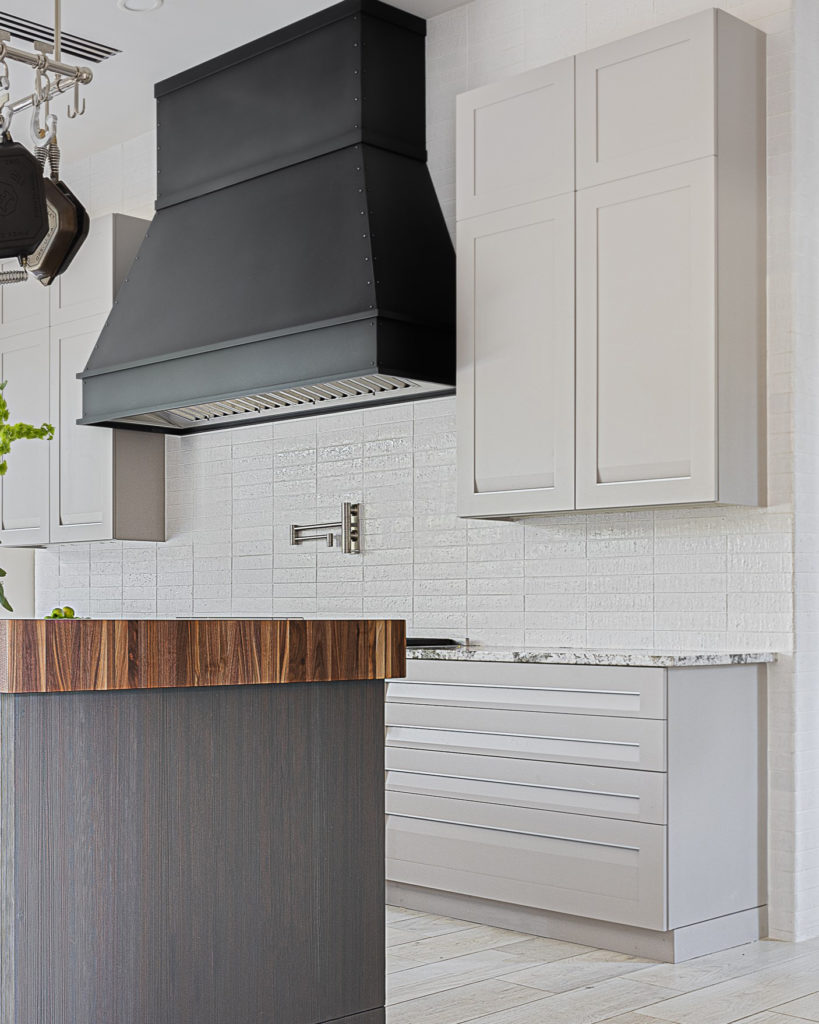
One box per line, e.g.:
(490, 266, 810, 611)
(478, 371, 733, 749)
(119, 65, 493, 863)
(0, 11, 119, 62)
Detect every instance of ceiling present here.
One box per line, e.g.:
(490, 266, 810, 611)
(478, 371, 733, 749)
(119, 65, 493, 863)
(1, 0, 464, 162)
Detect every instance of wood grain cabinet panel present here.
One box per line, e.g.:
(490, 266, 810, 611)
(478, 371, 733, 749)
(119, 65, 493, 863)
(456, 59, 574, 219)
(0, 330, 51, 545)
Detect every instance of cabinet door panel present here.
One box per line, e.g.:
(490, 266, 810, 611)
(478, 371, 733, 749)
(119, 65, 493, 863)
(0, 331, 50, 545)
(387, 813, 666, 930)
(0, 262, 50, 338)
(49, 219, 111, 325)
(457, 59, 574, 219)
(576, 160, 716, 509)
(50, 315, 113, 542)
(457, 197, 574, 517)
(576, 10, 715, 187)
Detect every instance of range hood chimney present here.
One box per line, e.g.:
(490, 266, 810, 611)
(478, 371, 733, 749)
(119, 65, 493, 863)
(80, 0, 455, 434)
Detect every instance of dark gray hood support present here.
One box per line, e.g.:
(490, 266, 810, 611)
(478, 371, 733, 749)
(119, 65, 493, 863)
(80, 0, 455, 433)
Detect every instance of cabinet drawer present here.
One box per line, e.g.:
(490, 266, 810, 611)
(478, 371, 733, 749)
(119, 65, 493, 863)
(386, 747, 666, 824)
(400, 661, 666, 718)
(386, 812, 666, 930)
(385, 703, 666, 771)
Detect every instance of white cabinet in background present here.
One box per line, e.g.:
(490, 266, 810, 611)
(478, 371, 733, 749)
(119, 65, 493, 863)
(456, 9, 766, 518)
(49, 214, 150, 325)
(0, 330, 50, 546)
(0, 261, 50, 337)
(0, 214, 165, 547)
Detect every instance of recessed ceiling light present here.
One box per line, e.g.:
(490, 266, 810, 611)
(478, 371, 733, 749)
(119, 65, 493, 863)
(117, 0, 163, 11)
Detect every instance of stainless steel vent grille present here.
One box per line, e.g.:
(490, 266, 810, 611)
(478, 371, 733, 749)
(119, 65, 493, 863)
(0, 12, 120, 63)
(117, 374, 450, 431)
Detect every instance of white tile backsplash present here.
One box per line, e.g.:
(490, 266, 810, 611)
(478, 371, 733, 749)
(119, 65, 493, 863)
(36, 393, 794, 654)
(33, 0, 812, 939)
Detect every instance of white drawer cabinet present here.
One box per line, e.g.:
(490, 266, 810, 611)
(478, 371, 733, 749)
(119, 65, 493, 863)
(0, 215, 165, 546)
(456, 9, 765, 518)
(386, 658, 766, 960)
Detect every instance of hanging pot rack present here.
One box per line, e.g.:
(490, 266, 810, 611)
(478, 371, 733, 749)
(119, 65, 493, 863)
(0, 0, 91, 135)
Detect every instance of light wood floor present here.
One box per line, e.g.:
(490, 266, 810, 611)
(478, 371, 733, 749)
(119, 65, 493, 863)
(386, 905, 819, 1024)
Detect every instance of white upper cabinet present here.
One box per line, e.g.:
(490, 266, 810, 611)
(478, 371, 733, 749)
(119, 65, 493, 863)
(575, 11, 715, 188)
(456, 9, 765, 518)
(576, 161, 717, 509)
(50, 315, 114, 543)
(0, 330, 51, 546)
(0, 260, 50, 338)
(457, 196, 575, 517)
(50, 213, 148, 325)
(456, 59, 574, 219)
(0, 214, 165, 546)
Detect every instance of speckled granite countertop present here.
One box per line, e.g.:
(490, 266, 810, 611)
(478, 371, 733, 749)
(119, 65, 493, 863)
(405, 647, 776, 668)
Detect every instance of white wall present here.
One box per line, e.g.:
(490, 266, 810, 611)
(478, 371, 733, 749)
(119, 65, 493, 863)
(34, 0, 813, 938)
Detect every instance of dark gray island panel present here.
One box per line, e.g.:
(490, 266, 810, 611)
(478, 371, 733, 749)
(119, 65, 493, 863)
(2, 679, 385, 1024)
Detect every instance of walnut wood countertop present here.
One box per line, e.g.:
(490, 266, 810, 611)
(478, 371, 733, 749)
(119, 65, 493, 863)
(0, 619, 406, 693)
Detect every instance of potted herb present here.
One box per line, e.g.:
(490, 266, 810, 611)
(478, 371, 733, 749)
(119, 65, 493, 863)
(0, 380, 54, 612)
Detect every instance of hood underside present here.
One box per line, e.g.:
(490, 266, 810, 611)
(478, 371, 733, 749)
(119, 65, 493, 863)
(80, 0, 455, 434)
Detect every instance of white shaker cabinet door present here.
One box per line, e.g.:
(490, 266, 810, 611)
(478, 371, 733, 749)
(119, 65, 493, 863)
(49, 314, 113, 542)
(576, 10, 715, 188)
(576, 159, 716, 510)
(457, 59, 574, 220)
(457, 195, 575, 517)
(0, 260, 50, 338)
(50, 214, 148, 325)
(0, 330, 51, 546)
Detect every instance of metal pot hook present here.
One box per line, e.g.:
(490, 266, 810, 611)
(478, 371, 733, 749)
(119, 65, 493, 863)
(0, 102, 13, 137)
(67, 77, 85, 119)
(30, 97, 56, 149)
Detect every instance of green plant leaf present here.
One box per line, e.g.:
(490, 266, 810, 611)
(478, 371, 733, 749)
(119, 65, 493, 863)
(0, 581, 13, 614)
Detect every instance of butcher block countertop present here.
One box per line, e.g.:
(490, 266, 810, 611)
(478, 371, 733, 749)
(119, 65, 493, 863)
(0, 618, 406, 693)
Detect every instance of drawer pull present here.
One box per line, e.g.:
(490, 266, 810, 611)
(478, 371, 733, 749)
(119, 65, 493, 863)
(395, 725, 639, 748)
(402, 684, 642, 697)
(387, 812, 640, 852)
(387, 768, 641, 803)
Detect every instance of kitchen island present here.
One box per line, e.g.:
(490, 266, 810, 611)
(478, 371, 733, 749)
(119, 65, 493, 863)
(0, 618, 404, 1024)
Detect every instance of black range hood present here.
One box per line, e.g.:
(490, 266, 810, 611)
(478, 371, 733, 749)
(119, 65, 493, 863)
(79, 0, 455, 434)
